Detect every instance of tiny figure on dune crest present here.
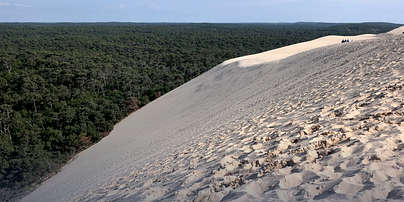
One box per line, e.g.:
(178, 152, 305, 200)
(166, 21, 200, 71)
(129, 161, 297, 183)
(341, 39, 351, 44)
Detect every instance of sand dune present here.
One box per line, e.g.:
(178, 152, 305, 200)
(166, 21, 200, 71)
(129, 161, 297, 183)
(222, 34, 376, 68)
(23, 27, 404, 202)
(388, 26, 404, 35)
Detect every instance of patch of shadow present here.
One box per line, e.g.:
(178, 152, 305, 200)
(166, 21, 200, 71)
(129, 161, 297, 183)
(294, 189, 306, 201)
(159, 191, 177, 202)
(221, 191, 246, 201)
(393, 143, 404, 152)
(162, 178, 186, 190)
(105, 194, 125, 202)
(304, 171, 321, 182)
(86, 197, 106, 202)
(345, 139, 359, 147)
(324, 148, 339, 158)
(238, 153, 249, 160)
(291, 167, 302, 173)
(194, 83, 207, 93)
(245, 173, 258, 181)
(118, 194, 145, 202)
(360, 182, 375, 192)
(341, 169, 361, 178)
(214, 72, 224, 81)
(214, 66, 234, 81)
(313, 179, 342, 200)
(387, 188, 404, 200)
(334, 165, 344, 173)
(346, 90, 361, 99)
(246, 64, 264, 71)
(314, 190, 340, 201)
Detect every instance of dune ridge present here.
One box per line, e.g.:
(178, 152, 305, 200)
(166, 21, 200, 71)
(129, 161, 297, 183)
(388, 26, 404, 35)
(222, 34, 376, 68)
(23, 27, 404, 202)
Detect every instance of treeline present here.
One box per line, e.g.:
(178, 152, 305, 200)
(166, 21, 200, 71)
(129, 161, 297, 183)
(0, 22, 400, 200)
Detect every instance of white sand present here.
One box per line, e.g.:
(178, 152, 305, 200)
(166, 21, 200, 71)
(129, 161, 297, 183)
(23, 28, 404, 202)
(388, 25, 404, 35)
(222, 34, 376, 68)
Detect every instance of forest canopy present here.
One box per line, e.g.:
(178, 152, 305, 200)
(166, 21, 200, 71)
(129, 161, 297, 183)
(0, 22, 401, 200)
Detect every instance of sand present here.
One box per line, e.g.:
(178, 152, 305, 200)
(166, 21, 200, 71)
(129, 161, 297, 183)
(388, 26, 404, 35)
(23, 27, 404, 202)
(222, 34, 376, 68)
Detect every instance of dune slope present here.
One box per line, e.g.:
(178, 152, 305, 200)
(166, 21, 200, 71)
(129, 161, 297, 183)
(23, 29, 404, 202)
(388, 26, 404, 35)
(222, 34, 376, 68)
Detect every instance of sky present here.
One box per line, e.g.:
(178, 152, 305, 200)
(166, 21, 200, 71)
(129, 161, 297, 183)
(0, 0, 403, 23)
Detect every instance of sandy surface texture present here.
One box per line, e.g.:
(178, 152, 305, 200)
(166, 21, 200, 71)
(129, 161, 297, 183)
(23, 28, 404, 202)
(221, 34, 376, 68)
(388, 26, 404, 35)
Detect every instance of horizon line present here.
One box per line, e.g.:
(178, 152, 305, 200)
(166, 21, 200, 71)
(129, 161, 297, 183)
(0, 21, 402, 24)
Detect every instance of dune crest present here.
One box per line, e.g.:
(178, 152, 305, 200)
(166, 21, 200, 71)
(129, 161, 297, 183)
(388, 25, 404, 35)
(222, 34, 376, 68)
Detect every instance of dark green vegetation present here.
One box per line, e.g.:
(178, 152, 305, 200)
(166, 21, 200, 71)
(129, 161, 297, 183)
(0, 22, 401, 200)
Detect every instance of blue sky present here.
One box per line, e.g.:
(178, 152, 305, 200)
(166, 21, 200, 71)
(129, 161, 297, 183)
(0, 0, 403, 23)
